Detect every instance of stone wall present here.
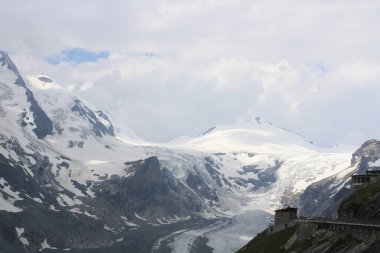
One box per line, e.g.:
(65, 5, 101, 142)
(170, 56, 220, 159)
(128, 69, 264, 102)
(266, 220, 297, 235)
(298, 220, 380, 242)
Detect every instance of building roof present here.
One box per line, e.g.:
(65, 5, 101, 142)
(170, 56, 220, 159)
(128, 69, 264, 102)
(352, 174, 379, 177)
(275, 207, 298, 212)
(367, 167, 380, 171)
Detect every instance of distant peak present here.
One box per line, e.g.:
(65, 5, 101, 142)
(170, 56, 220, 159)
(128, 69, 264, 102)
(26, 75, 63, 90)
(38, 76, 55, 83)
(0, 50, 7, 59)
(0, 50, 26, 87)
(0, 50, 11, 67)
(242, 115, 264, 125)
(255, 117, 262, 124)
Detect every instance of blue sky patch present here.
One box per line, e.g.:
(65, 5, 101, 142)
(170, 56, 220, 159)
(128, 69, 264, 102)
(47, 48, 110, 65)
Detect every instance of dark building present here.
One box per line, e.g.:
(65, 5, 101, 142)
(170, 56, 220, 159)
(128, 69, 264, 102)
(351, 168, 380, 191)
(274, 207, 298, 225)
(366, 168, 380, 175)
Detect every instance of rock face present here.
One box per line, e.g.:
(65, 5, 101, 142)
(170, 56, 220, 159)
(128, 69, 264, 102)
(92, 156, 204, 219)
(0, 51, 53, 139)
(0, 141, 208, 252)
(0, 137, 113, 252)
(298, 172, 352, 217)
(71, 100, 114, 137)
(299, 139, 380, 217)
(351, 139, 380, 171)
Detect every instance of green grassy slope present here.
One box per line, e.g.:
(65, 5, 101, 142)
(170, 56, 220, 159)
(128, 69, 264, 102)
(236, 226, 301, 253)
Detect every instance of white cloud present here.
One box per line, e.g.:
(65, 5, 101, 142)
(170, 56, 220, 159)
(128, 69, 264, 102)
(79, 81, 93, 91)
(2, 0, 380, 146)
(336, 60, 380, 84)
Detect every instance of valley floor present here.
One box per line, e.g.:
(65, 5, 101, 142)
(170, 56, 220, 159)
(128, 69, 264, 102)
(34, 210, 269, 253)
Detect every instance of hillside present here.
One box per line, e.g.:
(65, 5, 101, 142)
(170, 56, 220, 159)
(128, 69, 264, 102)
(339, 177, 380, 220)
(299, 139, 380, 218)
(236, 224, 380, 253)
(237, 141, 380, 253)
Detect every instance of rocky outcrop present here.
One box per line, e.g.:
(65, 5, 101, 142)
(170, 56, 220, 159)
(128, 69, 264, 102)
(299, 139, 380, 217)
(298, 173, 352, 217)
(0, 150, 114, 252)
(0, 51, 53, 139)
(351, 139, 380, 172)
(232, 160, 282, 190)
(352, 140, 380, 161)
(92, 156, 204, 220)
(72, 100, 114, 137)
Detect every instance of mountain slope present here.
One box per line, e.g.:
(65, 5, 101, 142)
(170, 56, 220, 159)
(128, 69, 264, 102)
(0, 51, 53, 139)
(299, 139, 380, 217)
(239, 140, 380, 253)
(170, 118, 353, 212)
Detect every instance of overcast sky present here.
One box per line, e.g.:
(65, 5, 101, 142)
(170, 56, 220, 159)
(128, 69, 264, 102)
(2, 0, 380, 146)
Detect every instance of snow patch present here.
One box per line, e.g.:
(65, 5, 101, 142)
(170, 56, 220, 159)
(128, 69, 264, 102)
(15, 227, 29, 246)
(134, 213, 148, 221)
(39, 238, 57, 251)
(121, 216, 139, 227)
(49, 205, 60, 212)
(0, 178, 23, 212)
(69, 208, 98, 219)
(33, 197, 43, 204)
(57, 193, 83, 206)
(103, 224, 115, 232)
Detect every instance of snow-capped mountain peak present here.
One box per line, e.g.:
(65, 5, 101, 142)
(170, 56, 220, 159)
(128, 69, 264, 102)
(27, 74, 63, 90)
(0, 51, 53, 139)
(173, 116, 315, 154)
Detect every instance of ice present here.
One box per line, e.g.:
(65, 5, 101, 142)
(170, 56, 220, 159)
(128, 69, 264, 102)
(206, 211, 270, 253)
